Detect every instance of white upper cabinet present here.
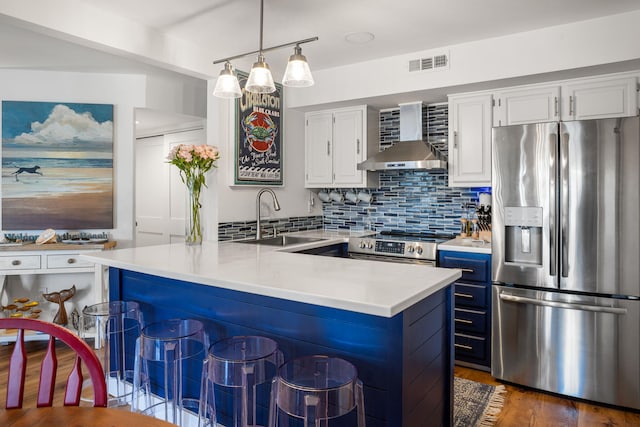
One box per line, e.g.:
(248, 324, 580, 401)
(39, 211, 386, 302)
(493, 85, 560, 126)
(305, 105, 378, 188)
(493, 73, 639, 126)
(560, 75, 638, 121)
(304, 111, 333, 187)
(448, 93, 493, 187)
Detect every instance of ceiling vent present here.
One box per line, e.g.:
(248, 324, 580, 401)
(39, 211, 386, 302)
(408, 53, 449, 72)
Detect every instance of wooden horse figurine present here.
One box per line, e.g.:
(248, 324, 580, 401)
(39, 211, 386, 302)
(42, 285, 76, 325)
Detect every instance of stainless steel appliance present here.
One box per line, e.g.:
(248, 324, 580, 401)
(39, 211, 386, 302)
(348, 231, 452, 265)
(491, 117, 640, 410)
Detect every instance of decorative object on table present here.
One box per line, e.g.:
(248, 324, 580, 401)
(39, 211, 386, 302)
(2, 297, 40, 319)
(454, 377, 506, 427)
(1, 101, 114, 230)
(35, 228, 57, 245)
(42, 285, 76, 325)
(167, 144, 221, 245)
(233, 71, 284, 186)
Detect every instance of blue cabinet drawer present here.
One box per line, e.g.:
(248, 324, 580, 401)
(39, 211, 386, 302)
(438, 253, 490, 282)
(454, 333, 487, 362)
(454, 282, 488, 309)
(454, 307, 487, 335)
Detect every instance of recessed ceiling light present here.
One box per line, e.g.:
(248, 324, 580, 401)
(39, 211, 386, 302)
(344, 32, 375, 44)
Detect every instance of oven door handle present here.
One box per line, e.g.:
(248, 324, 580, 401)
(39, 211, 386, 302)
(499, 293, 627, 315)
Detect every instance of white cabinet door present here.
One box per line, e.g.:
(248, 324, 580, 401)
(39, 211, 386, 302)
(304, 111, 333, 187)
(493, 85, 560, 126)
(449, 93, 492, 187)
(135, 129, 204, 247)
(332, 108, 364, 186)
(305, 106, 376, 188)
(561, 76, 638, 121)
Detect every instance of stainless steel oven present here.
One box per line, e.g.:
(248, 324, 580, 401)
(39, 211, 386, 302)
(347, 231, 452, 265)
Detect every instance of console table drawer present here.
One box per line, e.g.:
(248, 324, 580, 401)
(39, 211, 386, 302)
(0, 255, 41, 270)
(46, 254, 94, 269)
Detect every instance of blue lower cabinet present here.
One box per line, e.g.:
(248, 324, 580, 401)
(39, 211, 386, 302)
(109, 267, 454, 426)
(438, 251, 492, 370)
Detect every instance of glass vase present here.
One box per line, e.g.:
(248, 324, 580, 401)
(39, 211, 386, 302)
(185, 178, 203, 245)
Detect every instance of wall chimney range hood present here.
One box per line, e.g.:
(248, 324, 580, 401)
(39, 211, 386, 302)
(357, 102, 447, 171)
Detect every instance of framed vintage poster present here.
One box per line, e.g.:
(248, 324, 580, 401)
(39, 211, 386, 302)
(1, 100, 114, 230)
(234, 71, 283, 186)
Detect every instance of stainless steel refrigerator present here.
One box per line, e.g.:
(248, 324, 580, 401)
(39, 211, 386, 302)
(491, 117, 640, 409)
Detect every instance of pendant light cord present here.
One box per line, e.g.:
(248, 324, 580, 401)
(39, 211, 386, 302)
(259, 0, 264, 54)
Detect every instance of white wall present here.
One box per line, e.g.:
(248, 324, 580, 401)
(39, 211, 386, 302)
(209, 82, 323, 224)
(287, 10, 640, 109)
(0, 69, 146, 245)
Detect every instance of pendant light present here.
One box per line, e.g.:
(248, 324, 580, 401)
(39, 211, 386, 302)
(212, 62, 242, 98)
(212, 0, 318, 98)
(282, 45, 314, 87)
(246, 54, 276, 93)
(245, 0, 275, 93)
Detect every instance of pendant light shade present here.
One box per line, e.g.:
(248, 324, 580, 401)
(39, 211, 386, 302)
(246, 54, 276, 93)
(282, 45, 314, 87)
(213, 62, 242, 98)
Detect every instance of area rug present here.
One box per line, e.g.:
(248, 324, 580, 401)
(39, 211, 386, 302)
(454, 377, 507, 426)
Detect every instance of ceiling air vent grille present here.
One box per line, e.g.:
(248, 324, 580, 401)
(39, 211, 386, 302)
(408, 53, 449, 72)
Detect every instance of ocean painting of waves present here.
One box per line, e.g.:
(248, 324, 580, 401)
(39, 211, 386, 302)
(1, 101, 114, 230)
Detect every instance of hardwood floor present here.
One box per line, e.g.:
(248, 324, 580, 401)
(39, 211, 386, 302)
(455, 365, 640, 426)
(2, 340, 640, 425)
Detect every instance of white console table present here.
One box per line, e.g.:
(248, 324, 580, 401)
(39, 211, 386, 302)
(0, 241, 116, 342)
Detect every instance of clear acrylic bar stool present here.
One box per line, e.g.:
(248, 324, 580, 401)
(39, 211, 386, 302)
(132, 318, 208, 427)
(269, 355, 366, 427)
(200, 335, 283, 427)
(80, 300, 143, 407)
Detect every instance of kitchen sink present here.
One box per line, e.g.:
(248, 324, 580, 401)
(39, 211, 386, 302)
(237, 235, 327, 246)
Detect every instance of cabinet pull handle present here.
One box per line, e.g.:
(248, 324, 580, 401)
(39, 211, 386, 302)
(454, 292, 474, 299)
(454, 343, 473, 350)
(356, 138, 360, 154)
(554, 96, 558, 117)
(67, 258, 76, 264)
(11, 260, 21, 266)
(327, 140, 330, 156)
(455, 318, 473, 324)
(453, 131, 458, 149)
(569, 95, 574, 116)
(461, 268, 474, 273)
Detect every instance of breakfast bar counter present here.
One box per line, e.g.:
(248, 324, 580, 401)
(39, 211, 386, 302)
(82, 231, 461, 426)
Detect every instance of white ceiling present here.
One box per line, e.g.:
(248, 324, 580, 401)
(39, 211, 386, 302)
(2, 0, 640, 130)
(76, 0, 640, 74)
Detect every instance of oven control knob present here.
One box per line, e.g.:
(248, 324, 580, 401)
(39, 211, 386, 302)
(407, 246, 415, 253)
(366, 241, 374, 250)
(359, 241, 366, 249)
(416, 246, 423, 255)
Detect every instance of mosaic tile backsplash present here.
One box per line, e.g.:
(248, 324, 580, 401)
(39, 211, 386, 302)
(219, 216, 323, 241)
(219, 103, 490, 240)
(322, 103, 489, 236)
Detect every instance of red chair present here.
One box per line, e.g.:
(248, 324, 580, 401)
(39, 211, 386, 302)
(0, 317, 108, 408)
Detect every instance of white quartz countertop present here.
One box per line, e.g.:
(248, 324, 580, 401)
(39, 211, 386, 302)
(82, 230, 461, 318)
(438, 237, 492, 254)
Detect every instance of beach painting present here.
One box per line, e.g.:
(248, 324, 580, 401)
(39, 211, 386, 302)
(1, 101, 114, 230)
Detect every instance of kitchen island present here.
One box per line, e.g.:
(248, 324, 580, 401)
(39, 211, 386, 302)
(82, 231, 461, 427)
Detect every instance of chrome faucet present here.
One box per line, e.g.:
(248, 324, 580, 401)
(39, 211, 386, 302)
(256, 188, 281, 239)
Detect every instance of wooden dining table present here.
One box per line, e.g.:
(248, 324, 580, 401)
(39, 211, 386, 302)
(0, 406, 178, 426)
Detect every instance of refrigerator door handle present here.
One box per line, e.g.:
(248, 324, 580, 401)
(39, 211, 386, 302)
(499, 293, 628, 315)
(560, 132, 570, 278)
(549, 132, 557, 277)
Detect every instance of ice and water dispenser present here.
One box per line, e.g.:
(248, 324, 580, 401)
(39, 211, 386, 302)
(504, 207, 543, 265)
